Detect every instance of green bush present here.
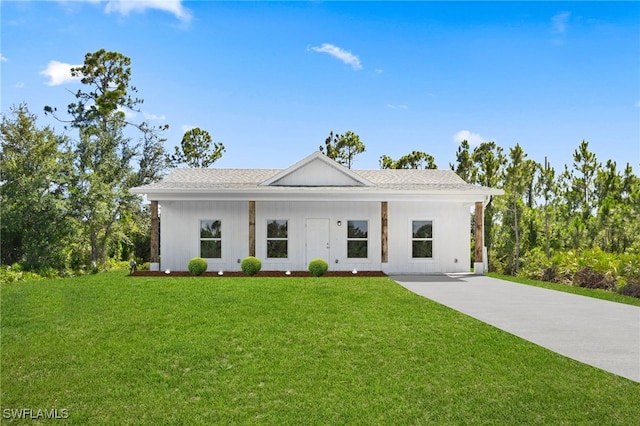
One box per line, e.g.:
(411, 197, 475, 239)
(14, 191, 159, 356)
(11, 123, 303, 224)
(0, 266, 44, 283)
(241, 256, 262, 276)
(308, 258, 328, 277)
(188, 257, 208, 276)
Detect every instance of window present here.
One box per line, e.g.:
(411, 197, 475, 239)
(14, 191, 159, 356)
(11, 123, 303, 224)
(267, 220, 288, 258)
(347, 220, 368, 258)
(412, 220, 433, 258)
(200, 220, 221, 258)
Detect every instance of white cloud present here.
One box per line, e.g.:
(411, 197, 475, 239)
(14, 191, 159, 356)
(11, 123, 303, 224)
(453, 130, 485, 146)
(0, 53, 7, 62)
(117, 105, 137, 120)
(552, 11, 571, 34)
(143, 112, 167, 121)
(181, 124, 195, 134)
(310, 43, 362, 70)
(15, 82, 25, 89)
(386, 104, 408, 110)
(103, 0, 192, 22)
(40, 60, 81, 86)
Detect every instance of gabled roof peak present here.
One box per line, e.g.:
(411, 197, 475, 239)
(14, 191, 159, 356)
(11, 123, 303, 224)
(259, 151, 374, 187)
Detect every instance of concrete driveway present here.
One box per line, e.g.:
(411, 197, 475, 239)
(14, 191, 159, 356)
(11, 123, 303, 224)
(391, 274, 640, 383)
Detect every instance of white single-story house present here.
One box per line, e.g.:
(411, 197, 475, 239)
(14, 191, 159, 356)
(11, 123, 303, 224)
(130, 152, 503, 274)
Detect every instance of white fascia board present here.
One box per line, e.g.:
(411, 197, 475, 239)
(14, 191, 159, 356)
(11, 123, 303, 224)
(133, 187, 496, 203)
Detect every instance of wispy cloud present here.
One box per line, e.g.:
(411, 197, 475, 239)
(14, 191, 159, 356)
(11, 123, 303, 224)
(310, 43, 362, 70)
(551, 11, 571, 34)
(0, 53, 7, 62)
(15, 82, 25, 89)
(453, 130, 485, 146)
(117, 105, 137, 120)
(386, 104, 408, 110)
(40, 60, 81, 86)
(62, 1, 192, 23)
(143, 112, 167, 121)
(181, 124, 195, 134)
(104, 0, 192, 22)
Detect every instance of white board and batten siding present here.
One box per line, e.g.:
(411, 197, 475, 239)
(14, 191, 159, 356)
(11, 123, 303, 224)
(159, 200, 249, 272)
(159, 199, 472, 274)
(384, 201, 472, 274)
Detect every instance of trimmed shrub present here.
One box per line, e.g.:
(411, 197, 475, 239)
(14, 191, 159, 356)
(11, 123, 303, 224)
(188, 257, 208, 276)
(241, 256, 262, 276)
(308, 258, 328, 277)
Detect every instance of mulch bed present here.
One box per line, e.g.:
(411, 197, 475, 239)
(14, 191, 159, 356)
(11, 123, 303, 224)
(129, 270, 387, 278)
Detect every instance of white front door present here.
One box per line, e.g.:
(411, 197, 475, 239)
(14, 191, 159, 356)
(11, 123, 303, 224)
(305, 218, 330, 267)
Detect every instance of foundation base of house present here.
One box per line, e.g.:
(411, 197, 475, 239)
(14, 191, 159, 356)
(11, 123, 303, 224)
(149, 262, 160, 272)
(473, 262, 484, 275)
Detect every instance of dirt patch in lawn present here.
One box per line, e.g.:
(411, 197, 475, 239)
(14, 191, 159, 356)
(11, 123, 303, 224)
(129, 270, 387, 278)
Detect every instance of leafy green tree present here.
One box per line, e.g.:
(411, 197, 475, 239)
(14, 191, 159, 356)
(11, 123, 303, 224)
(319, 130, 365, 169)
(501, 144, 537, 273)
(472, 141, 506, 256)
(168, 127, 225, 168)
(45, 49, 168, 267)
(558, 140, 600, 249)
(450, 140, 474, 182)
(0, 104, 72, 270)
(536, 157, 557, 259)
(379, 150, 437, 169)
(593, 160, 640, 252)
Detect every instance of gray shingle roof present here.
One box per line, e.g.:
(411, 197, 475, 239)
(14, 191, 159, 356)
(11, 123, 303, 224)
(133, 167, 500, 194)
(130, 150, 503, 196)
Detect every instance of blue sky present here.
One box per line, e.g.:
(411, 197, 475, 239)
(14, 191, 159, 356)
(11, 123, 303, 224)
(2, 1, 639, 172)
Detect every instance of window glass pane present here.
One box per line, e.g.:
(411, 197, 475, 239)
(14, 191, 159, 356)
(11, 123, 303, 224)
(347, 241, 368, 258)
(201, 240, 221, 258)
(412, 241, 433, 258)
(267, 240, 288, 258)
(201, 220, 221, 238)
(347, 220, 368, 238)
(412, 221, 432, 238)
(267, 220, 288, 238)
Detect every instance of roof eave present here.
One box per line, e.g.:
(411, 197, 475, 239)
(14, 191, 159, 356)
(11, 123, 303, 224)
(130, 186, 502, 202)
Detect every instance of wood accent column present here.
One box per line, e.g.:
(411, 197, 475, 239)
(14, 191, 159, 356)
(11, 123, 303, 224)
(474, 202, 483, 264)
(249, 201, 256, 257)
(381, 201, 388, 263)
(150, 200, 159, 264)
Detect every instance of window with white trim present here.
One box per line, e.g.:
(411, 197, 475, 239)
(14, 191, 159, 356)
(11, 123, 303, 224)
(347, 220, 368, 258)
(267, 220, 288, 258)
(412, 220, 433, 258)
(200, 220, 221, 258)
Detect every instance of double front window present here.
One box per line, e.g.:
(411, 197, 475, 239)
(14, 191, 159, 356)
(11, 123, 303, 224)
(412, 220, 433, 258)
(267, 220, 288, 258)
(200, 220, 222, 258)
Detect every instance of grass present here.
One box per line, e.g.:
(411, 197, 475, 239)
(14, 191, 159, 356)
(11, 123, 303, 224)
(487, 272, 640, 307)
(2, 272, 639, 425)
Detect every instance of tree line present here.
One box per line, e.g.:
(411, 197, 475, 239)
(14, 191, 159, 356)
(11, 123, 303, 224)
(1, 49, 638, 284)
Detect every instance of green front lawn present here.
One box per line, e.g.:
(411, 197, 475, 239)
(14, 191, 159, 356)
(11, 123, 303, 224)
(2, 273, 639, 424)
